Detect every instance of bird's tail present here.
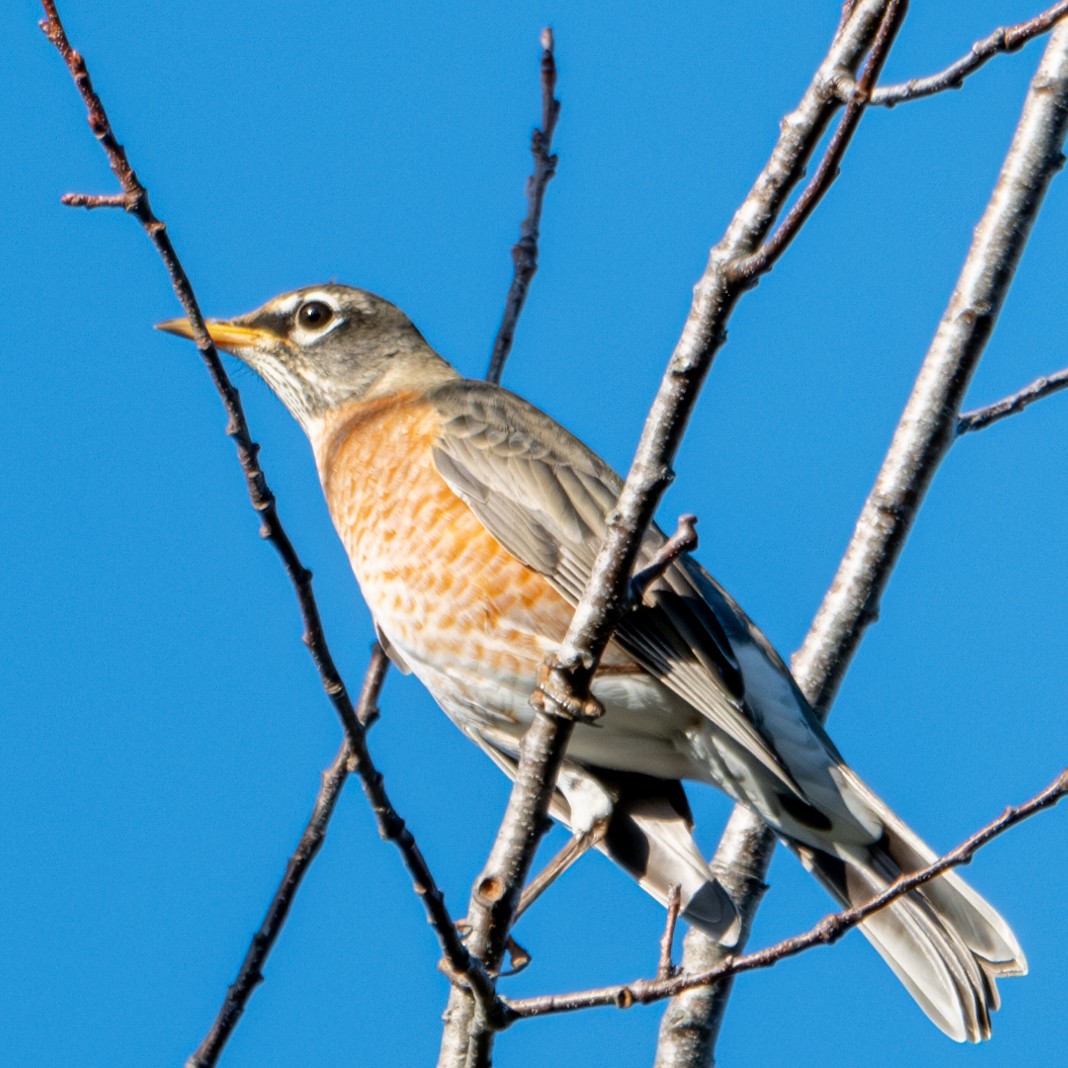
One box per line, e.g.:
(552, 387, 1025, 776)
(788, 768, 1026, 1042)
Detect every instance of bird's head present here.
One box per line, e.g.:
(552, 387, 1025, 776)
(157, 284, 458, 431)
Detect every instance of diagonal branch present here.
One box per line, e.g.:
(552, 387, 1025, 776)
(40, 0, 497, 1036)
(187, 646, 388, 1068)
(505, 768, 1067, 1020)
(872, 2, 1068, 107)
(630, 514, 698, 603)
(39, 0, 362, 751)
(655, 19, 1068, 1066)
(957, 366, 1068, 434)
(439, 4, 910, 1065)
(731, 0, 907, 281)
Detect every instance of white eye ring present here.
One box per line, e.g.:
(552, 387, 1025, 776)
(296, 299, 335, 331)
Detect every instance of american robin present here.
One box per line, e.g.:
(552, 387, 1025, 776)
(159, 284, 1025, 1040)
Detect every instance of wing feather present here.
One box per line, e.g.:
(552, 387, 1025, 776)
(428, 380, 804, 789)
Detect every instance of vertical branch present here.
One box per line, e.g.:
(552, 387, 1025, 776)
(486, 28, 561, 386)
(654, 20, 1068, 1067)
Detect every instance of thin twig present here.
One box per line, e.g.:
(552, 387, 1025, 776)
(731, 0, 908, 282)
(514, 817, 608, 920)
(441, 5, 910, 1065)
(873, 2, 1068, 106)
(656, 20, 1068, 1065)
(505, 769, 1067, 1020)
(957, 366, 1068, 434)
(62, 192, 126, 209)
(39, 0, 361, 742)
(485, 27, 561, 386)
(186, 646, 389, 1068)
(658, 886, 682, 981)
(630, 514, 698, 603)
(40, 0, 497, 1034)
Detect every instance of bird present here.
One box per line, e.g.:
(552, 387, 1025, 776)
(158, 283, 1025, 1041)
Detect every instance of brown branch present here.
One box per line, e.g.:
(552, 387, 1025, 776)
(873, 2, 1068, 107)
(62, 192, 126, 209)
(440, 5, 911, 1065)
(957, 366, 1068, 434)
(40, 0, 498, 1036)
(40, 0, 360, 742)
(485, 27, 561, 386)
(186, 645, 389, 1068)
(630, 514, 698, 603)
(504, 769, 1068, 1021)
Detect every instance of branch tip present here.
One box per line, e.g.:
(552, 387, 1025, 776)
(630, 513, 698, 603)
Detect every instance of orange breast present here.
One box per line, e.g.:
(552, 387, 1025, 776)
(311, 393, 579, 689)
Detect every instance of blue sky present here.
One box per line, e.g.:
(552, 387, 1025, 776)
(3, 2, 1066, 1065)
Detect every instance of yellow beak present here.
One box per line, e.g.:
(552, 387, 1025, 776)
(155, 316, 278, 350)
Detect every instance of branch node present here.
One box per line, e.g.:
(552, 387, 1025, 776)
(476, 874, 507, 906)
(829, 71, 862, 103)
(500, 935, 532, 976)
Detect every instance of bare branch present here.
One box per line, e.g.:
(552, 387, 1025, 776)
(485, 27, 561, 386)
(185, 645, 389, 1068)
(873, 2, 1068, 107)
(515, 818, 608, 920)
(658, 21, 1068, 1065)
(41, 0, 498, 1035)
(957, 366, 1068, 434)
(40, 0, 361, 742)
(658, 886, 682, 981)
(61, 192, 126, 209)
(506, 769, 1068, 1021)
(630, 514, 698, 603)
(730, 0, 908, 282)
(441, 4, 912, 1064)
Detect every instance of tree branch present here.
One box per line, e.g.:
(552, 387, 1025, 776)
(485, 27, 561, 386)
(41, 0, 498, 1038)
(731, 0, 907, 282)
(505, 768, 1067, 1020)
(187, 647, 388, 1068)
(656, 19, 1068, 1065)
(872, 2, 1068, 107)
(658, 886, 683, 981)
(440, 4, 910, 1065)
(957, 366, 1068, 434)
(630, 513, 698, 602)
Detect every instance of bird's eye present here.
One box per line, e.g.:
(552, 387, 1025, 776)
(296, 300, 334, 330)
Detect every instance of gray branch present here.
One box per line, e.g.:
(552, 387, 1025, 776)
(654, 20, 1068, 1067)
(872, 2, 1068, 107)
(957, 366, 1068, 433)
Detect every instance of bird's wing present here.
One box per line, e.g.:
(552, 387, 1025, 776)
(428, 380, 825, 793)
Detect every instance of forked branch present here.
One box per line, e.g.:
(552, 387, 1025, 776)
(873, 2, 1068, 106)
(441, 3, 910, 1064)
